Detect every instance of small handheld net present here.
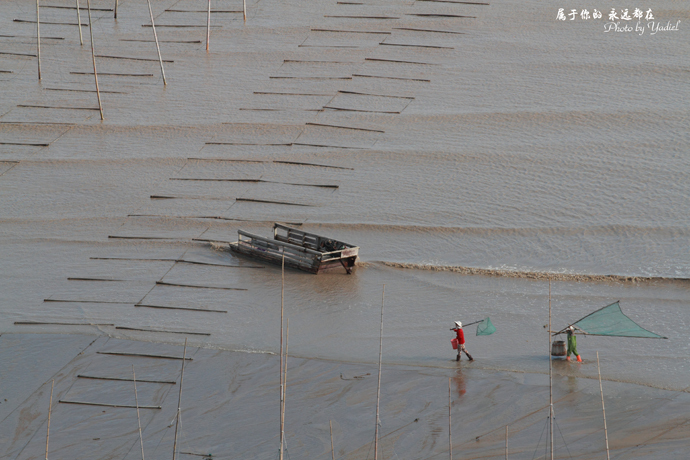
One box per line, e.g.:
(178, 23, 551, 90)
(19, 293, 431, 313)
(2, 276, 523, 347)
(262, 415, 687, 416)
(565, 301, 666, 339)
(476, 317, 496, 336)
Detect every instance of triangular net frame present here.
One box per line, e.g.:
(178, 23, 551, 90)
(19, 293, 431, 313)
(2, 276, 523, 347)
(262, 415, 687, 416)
(566, 301, 666, 339)
(476, 317, 496, 336)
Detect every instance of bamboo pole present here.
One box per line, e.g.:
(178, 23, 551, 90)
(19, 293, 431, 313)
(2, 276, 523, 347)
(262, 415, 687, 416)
(206, 0, 211, 51)
(36, 0, 41, 80)
(243, 0, 246, 22)
(548, 280, 553, 460)
(172, 339, 188, 460)
(114, 0, 118, 18)
(330, 420, 335, 460)
(280, 318, 289, 457)
(45, 380, 53, 460)
(448, 377, 452, 460)
(75, 0, 83, 45)
(86, 0, 104, 120)
(133, 366, 145, 460)
(279, 250, 285, 460)
(146, 0, 166, 84)
(374, 285, 385, 460)
(597, 352, 611, 460)
(505, 425, 508, 460)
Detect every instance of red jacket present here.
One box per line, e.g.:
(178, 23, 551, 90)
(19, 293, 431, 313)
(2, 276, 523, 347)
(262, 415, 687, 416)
(453, 328, 465, 345)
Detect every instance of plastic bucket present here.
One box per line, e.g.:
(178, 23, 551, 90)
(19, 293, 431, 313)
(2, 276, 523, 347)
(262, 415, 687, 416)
(551, 340, 566, 356)
(451, 338, 459, 350)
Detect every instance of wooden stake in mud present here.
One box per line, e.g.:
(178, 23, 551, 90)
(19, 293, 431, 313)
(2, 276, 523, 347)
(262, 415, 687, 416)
(330, 420, 335, 460)
(86, 0, 104, 120)
(374, 285, 385, 460)
(548, 280, 553, 460)
(114, 0, 118, 18)
(76, 0, 83, 45)
(172, 338, 188, 460)
(243, 0, 246, 22)
(448, 377, 452, 460)
(36, 0, 41, 80)
(146, 0, 167, 84)
(505, 425, 508, 459)
(280, 318, 289, 458)
(279, 249, 285, 460)
(597, 352, 611, 460)
(133, 366, 145, 460)
(45, 379, 54, 460)
(206, 0, 211, 51)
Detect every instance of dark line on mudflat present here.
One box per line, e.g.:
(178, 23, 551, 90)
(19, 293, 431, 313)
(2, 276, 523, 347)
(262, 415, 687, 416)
(77, 375, 177, 384)
(71, 72, 153, 76)
(187, 158, 267, 163)
(45, 88, 127, 94)
(164, 9, 242, 13)
(108, 235, 178, 240)
(59, 400, 161, 409)
(44, 299, 133, 304)
(406, 13, 476, 17)
(239, 108, 321, 111)
(15, 321, 114, 326)
(205, 142, 291, 146)
(365, 57, 436, 65)
(0, 142, 49, 146)
(306, 122, 384, 133)
(291, 143, 364, 151)
(0, 51, 37, 57)
(121, 39, 202, 43)
(17, 105, 100, 110)
(311, 28, 391, 34)
(156, 281, 247, 291)
(283, 60, 356, 64)
(0, 121, 76, 125)
(115, 326, 211, 336)
(90, 257, 179, 262)
(324, 15, 399, 19)
(379, 42, 454, 49)
(0, 70, 13, 73)
(97, 351, 193, 360)
(352, 74, 430, 82)
(323, 106, 401, 114)
(135, 304, 228, 313)
(339, 90, 414, 99)
(394, 27, 465, 34)
(169, 178, 340, 187)
(14, 19, 89, 26)
(95, 55, 174, 63)
(254, 91, 332, 96)
(417, 0, 489, 4)
(273, 160, 353, 170)
(142, 24, 222, 28)
(269, 76, 352, 80)
(68, 277, 126, 282)
(42, 5, 113, 11)
(236, 198, 314, 207)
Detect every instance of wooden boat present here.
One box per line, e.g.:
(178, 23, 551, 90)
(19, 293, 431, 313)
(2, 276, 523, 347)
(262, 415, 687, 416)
(229, 223, 359, 274)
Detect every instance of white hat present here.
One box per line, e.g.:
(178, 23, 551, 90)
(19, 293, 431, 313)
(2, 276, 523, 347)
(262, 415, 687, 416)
(455, 321, 462, 328)
(568, 325, 574, 331)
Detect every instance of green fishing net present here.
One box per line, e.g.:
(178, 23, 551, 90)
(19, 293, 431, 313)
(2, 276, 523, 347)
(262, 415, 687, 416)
(571, 301, 666, 338)
(476, 317, 496, 336)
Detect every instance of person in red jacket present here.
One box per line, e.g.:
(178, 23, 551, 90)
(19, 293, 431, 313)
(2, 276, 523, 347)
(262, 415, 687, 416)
(451, 321, 473, 362)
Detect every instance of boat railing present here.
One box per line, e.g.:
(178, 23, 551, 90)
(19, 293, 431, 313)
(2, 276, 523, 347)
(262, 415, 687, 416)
(238, 230, 323, 267)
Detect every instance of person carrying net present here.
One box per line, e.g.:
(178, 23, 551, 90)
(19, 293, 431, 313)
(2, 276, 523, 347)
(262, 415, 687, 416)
(451, 321, 473, 362)
(566, 325, 583, 362)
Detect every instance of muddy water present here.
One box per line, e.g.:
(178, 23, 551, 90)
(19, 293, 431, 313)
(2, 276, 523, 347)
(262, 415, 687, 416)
(1, 0, 689, 451)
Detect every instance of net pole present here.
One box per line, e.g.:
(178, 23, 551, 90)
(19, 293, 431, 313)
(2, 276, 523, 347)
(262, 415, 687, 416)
(448, 377, 452, 460)
(505, 425, 508, 460)
(279, 250, 284, 460)
(374, 285, 385, 460)
(597, 352, 611, 460)
(548, 280, 553, 460)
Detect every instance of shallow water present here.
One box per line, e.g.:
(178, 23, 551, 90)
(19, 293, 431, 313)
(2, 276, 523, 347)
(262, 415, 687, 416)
(1, 0, 689, 405)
